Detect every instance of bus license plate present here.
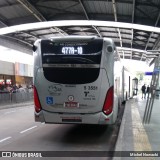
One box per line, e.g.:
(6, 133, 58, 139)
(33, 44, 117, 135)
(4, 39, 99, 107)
(64, 102, 79, 108)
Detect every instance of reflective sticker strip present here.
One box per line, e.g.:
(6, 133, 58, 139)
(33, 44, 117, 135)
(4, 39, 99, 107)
(62, 119, 82, 122)
(61, 117, 82, 122)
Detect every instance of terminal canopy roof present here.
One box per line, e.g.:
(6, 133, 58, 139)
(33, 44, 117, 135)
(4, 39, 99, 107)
(0, 0, 160, 62)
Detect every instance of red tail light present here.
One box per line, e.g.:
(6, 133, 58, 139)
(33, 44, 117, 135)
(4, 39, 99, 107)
(33, 86, 42, 113)
(102, 86, 114, 115)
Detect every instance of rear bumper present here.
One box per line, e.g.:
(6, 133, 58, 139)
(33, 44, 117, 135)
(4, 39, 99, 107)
(35, 110, 115, 125)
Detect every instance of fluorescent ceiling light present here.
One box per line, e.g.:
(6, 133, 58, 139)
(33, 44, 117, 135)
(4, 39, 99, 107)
(0, 20, 160, 35)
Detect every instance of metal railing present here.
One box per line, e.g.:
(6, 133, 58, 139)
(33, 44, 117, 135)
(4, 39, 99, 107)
(0, 88, 33, 104)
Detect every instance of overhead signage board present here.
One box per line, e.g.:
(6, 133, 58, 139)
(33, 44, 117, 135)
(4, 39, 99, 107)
(145, 72, 153, 76)
(145, 70, 159, 76)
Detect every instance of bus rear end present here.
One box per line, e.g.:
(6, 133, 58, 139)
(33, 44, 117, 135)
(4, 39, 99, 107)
(33, 36, 117, 125)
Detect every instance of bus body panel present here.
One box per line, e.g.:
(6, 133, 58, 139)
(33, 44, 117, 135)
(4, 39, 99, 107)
(101, 38, 114, 86)
(35, 68, 109, 114)
(35, 110, 116, 125)
(33, 36, 119, 125)
(114, 61, 123, 105)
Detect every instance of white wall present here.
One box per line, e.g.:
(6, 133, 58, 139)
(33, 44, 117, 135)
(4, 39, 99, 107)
(0, 60, 33, 77)
(0, 60, 15, 75)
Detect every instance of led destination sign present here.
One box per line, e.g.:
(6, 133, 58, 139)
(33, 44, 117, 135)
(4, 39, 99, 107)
(62, 47, 83, 55)
(41, 39, 103, 55)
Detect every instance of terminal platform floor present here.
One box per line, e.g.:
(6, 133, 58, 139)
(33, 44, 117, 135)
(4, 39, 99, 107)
(114, 95, 160, 160)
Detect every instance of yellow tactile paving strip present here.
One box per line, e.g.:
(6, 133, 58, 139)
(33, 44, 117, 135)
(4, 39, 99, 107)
(131, 101, 155, 160)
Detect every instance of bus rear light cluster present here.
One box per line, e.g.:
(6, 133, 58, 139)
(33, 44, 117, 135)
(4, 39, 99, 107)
(33, 86, 42, 113)
(102, 86, 113, 115)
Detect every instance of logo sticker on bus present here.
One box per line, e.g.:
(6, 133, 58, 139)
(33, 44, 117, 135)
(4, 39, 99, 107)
(68, 95, 74, 101)
(83, 92, 96, 101)
(48, 84, 62, 96)
(46, 97, 54, 105)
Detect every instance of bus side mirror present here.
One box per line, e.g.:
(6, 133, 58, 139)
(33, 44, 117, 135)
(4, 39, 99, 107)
(33, 45, 37, 52)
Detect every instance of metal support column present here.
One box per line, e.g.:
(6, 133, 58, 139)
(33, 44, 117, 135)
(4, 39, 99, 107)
(143, 55, 160, 124)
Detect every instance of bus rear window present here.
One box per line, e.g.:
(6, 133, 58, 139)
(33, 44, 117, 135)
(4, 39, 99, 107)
(41, 38, 103, 84)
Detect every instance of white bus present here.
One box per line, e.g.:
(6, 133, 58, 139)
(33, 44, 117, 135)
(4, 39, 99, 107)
(33, 36, 130, 125)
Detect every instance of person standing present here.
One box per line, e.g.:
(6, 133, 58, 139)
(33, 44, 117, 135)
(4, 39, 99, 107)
(141, 84, 146, 99)
(146, 85, 150, 98)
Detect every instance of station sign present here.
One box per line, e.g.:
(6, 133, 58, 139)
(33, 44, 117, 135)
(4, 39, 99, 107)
(145, 70, 159, 75)
(145, 72, 153, 76)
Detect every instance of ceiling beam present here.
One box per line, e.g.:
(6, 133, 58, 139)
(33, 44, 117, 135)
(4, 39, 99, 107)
(112, 0, 123, 58)
(140, 11, 160, 61)
(17, 0, 46, 21)
(0, 2, 20, 8)
(145, 11, 160, 50)
(130, 0, 135, 59)
(152, 36, 160, 50)
(1, 21, 160, 35)
(112, 0, 122, 47)
(21, 31, 39, 39)
(0, 19, 37, 46)
(17, 0, 66, 36)
(0, 19, 7, 27)
(37, 3, 79, 15)
(79, 0, 89, 20)
(136, 7, 154, 21)
(1, 35, 32, 46)
(79, 0, 102, 37)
